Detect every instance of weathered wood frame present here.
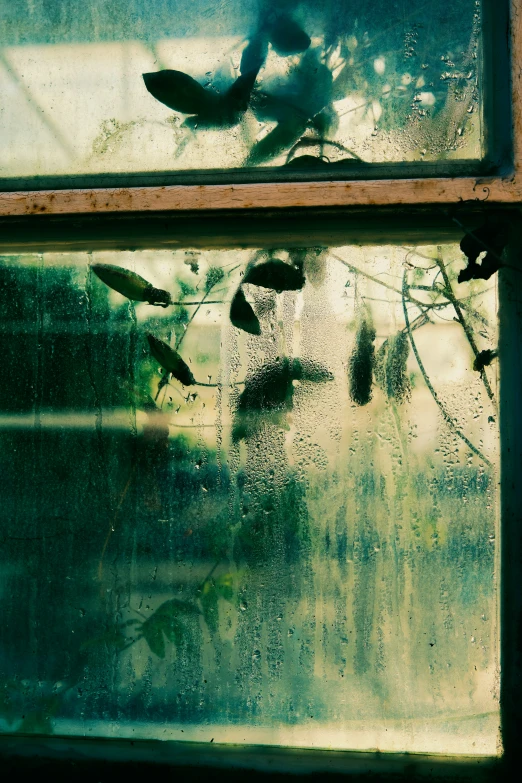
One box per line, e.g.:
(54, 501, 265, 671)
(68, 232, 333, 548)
(0, 0, 520, 217)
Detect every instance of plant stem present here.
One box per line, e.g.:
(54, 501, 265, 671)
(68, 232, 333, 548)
(435, 247, 495, 404)
(402, 270, 492, 468)
(196, 559, 221, 594)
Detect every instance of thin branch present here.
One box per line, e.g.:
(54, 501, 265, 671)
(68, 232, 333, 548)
(196, 559, 222, 594)
(331, 253, 437, 310)
(402, 270, 492, 468)
(435, 247, 495, 404)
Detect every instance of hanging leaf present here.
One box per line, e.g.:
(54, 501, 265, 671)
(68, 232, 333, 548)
(232, 358, 331, 440)
(458, 221, 510, 283)
(375, 332, 410, 403)
(147, 334, 196, 386)
(349, 315, 376, 406)
(269, 16, 311, 56)
(237, 359, 294, 413)
(230, 288, 261, 335)
(244, 259, 305, 292)
(473, 348, 498, 372)
(142, 70, 216, 115)
(91, 264, 171, 307)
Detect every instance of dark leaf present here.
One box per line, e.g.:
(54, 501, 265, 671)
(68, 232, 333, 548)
(375, 332, 410, 403)
(143, 70, 216, 115)
(160, 617, 184, 646)
(232, 357, 331, 441)
(458, 253, 502, 283)
(240, 35, 268, 76)
(230, 288, 261, 335)
(269, 16, 311, 56)
(141, 622, 166, 659)
(283, 155, 330, 169)
(246, 113, 307, 165)
(224, 70, 259, 114)
(458, 221, 511, 282)
(349, 316, 376, 406)
(311, 105, 339, 136)
(473, 348, 498, 372)
(237, 359, 294, 413)
(91, 264, 171, 306)
(140, 599, 199, 658)
(244, 259, 305, 292)
(292, 357, 334, 383)
(147, 334, 196, 386)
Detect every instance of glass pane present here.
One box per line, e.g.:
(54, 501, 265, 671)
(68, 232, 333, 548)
(1, 0, 485, 184)
(0, 242, 499, 754)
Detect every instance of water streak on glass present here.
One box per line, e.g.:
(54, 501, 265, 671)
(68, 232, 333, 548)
(0, 243, 499, 754)
(0, 0, 483, 181)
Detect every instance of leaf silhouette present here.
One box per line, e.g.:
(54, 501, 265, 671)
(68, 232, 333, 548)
(246, 114, 308, 165)
(292, 357, 334, 383)
(375, 332, 410, 403)
(244, 259, 305, 292)
(141, 622, 166, 659)
(269, 15, 311, 56)
(284, 155, 330, 168)
(240, 34, 268, 76)
(223, 69, 259, 114)
(473, 348, 498, 372)
(458, 221, 510, 283)
(144, 67, 260, 129)
(230, 288, 261, 335)
(147, 334, 196, 386)
(143, 70, 216, 115)
(92, 264, 171, 307)
(140, 599, 200, 658)
(232, 358, 331, 440)
(349, 315, 376, 406)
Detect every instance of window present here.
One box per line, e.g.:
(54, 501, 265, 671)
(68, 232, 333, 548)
(0, 1, 519, 779)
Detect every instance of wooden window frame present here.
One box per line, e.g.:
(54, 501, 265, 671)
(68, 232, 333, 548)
(1, 3, 521, 780)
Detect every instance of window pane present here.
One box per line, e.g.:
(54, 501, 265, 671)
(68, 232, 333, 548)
(0, 243, 499, 754)
(1, 0, 486, 185)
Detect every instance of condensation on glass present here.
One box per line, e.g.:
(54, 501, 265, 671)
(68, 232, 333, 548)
(0, 0, 483, 181)
(0, 241, 499, 754)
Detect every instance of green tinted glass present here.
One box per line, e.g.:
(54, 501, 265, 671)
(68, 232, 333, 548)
(0, 0, 488, 186)
(0, 243, 499, 753)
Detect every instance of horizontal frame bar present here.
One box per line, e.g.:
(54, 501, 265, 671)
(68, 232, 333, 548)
(0, 735, 503, 781)
(0, 175, 520, 217)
